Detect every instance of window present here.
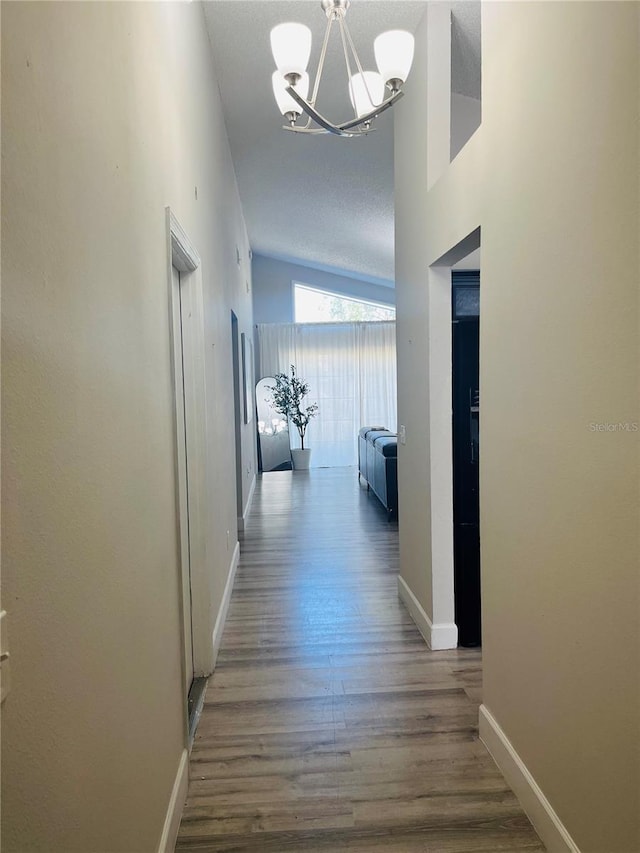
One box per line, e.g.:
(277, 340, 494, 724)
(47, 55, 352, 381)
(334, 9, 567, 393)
(294, 283, 395, 323)
(257, 321, 397, 468)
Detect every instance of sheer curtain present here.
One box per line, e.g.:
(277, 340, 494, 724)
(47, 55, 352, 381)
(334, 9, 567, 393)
(256, 322, 397, 468)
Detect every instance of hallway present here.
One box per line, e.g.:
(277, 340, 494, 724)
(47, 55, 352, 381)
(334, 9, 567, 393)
(176, 468, 544, 852)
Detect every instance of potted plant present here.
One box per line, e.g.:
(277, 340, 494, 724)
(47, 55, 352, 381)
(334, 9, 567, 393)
(267, 365, 319, 470)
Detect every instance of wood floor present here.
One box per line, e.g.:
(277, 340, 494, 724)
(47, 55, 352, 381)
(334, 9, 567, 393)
(176, 467, 544, 853)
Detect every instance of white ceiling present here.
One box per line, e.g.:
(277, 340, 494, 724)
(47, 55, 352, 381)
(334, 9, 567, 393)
(203, 1, 480, 283)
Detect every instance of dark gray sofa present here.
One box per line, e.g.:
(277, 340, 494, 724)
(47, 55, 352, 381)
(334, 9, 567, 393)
(358, 427, 398, 516)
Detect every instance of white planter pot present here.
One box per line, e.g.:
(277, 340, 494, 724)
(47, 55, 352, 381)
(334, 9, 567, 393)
(291, 448, 312, 470)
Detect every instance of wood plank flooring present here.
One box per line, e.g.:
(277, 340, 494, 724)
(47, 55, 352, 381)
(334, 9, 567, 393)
(176, 467, 544, 853)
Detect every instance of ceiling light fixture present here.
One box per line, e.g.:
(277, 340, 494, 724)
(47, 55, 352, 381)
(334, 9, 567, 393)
(270, 0, 414, 138)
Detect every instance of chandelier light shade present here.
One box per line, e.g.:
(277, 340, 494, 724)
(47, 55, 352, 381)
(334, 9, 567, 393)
(349, 71, 385, 118)
(272, 71, 310, 116)
(374, 30, 415, 87)
(270, 22, 312, 78)
(269, 0, 414, 138)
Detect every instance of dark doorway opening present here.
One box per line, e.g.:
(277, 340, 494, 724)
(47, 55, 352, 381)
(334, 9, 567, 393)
(452, 272, 481, 647)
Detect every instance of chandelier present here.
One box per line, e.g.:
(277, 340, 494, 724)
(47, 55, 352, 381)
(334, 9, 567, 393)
(270, 0, 414, 138)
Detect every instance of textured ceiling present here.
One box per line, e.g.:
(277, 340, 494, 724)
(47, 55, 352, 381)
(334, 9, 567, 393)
(451, 1, 481, 100)
(204, 1, 480, 283)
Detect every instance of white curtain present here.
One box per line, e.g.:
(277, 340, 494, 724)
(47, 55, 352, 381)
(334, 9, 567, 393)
(256, 322, 397, 468)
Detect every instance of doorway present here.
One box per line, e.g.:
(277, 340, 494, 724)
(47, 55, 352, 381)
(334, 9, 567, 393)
(230, 312, 243, 523)
(171, 265, 207, 736)
(172, 265, 194, 695)
(452, 272, 481, 646)
(168, 211, 209, 742)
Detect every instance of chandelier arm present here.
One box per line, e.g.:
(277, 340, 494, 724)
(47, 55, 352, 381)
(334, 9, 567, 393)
(341, 17, 375, 105)
(283, 125, 374, 137)
(309, 15, 334, 108)
(337, 88, 404, 130)
(343, 19, 380, 110)
(338, 16, 355, 81)
(285, 85, 346, 135)
(337, 16, 359, 119)
(283, 126, 329, 134)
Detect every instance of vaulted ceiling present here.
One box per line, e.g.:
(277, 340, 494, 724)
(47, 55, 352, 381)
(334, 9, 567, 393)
(204, 1, 480, 283)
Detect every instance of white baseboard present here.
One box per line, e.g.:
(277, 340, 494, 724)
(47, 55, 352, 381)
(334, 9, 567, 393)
(211, 540, 240, 666)
(479, 704, 580, 853)
(397, 575, 458, 650)
(157, 748, 189, 853)
(237, 474, 256, 532)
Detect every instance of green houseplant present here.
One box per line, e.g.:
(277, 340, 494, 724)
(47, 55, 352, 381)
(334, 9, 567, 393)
(267, 365, 319, 469)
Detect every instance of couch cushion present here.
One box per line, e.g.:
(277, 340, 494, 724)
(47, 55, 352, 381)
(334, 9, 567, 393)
(374, 436, 398, 458)
(359, 425, 387, 439)
(366, 429, 393, 443)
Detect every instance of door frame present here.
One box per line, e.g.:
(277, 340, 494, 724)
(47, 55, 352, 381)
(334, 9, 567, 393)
(166, 208, 210, 739)
(171, 262, 194, 705)
(420, 228, 481, 649)
(230, 312, 244, 523)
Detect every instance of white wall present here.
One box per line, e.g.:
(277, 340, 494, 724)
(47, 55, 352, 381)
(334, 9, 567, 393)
(451, 93, 481, 161)
(252, 253, 395, 325)
(1, 2, 254, 851)
(396, 2, 639, 851)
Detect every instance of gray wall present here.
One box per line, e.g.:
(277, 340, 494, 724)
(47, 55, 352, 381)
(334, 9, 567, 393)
(252, 254, 395, 325)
